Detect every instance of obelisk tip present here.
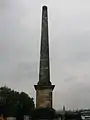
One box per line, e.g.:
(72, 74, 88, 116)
(42, 5, 47, 10)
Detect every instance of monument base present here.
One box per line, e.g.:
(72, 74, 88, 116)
(31, 108, 56, 120)
(34, 85, 55, 108)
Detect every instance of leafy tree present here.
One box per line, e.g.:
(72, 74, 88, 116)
(0, 86, 35, 119)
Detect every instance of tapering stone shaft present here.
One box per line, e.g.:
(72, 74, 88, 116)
(38, 6, 51, 86)
(34, 6, 55, 109)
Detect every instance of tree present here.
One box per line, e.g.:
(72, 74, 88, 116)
(0, 86, 35, 119)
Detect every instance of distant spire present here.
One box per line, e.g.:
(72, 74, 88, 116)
(38, 5, 51, 85)
(63, 106, 65, 112)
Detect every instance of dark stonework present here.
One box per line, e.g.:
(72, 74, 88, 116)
(34, 6, 55, 109)
(38, 6, 51, 86)
(31, 108, 56, 120)
(34, 85, 55, 90)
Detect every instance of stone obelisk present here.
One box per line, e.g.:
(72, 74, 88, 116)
(34, 6, 55, 108)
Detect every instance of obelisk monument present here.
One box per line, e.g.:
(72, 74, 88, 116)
(34, 5, 55, 108)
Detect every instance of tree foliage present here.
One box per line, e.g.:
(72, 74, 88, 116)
(0, 86, 34, 119)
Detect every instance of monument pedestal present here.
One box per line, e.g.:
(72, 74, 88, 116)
(32, 108, 56, 120)
(34, 85, 55, 108)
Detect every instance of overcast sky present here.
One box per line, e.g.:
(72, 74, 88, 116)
(1, 0, 90, 110)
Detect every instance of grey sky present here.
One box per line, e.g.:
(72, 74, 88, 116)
(0, 0, 90, 110)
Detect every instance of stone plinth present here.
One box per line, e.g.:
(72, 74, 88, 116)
(34, 85, 55, 108)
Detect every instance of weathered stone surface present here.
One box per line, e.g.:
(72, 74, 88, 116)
(34, 85, 55, 108)
(36, 89, 52, 108)
(34, 6, 55, 109)
(38, 5, 51, 85)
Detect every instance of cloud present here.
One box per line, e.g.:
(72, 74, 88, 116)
(0, 0, 90, 110)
